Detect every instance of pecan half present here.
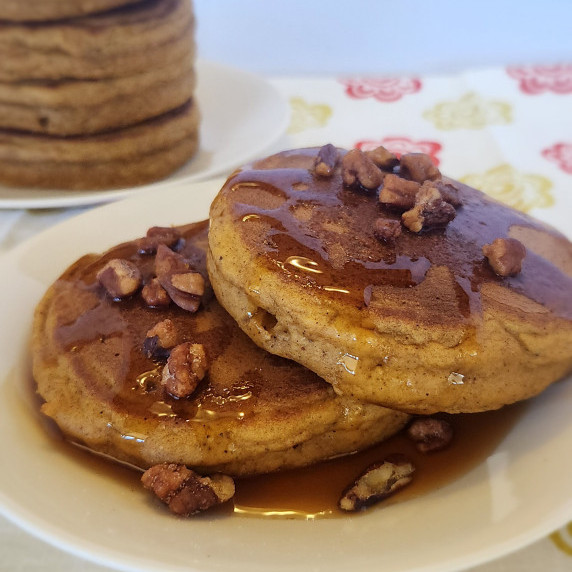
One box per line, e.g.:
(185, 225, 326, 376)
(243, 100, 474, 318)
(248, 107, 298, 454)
(399, 153, 441, 183)
(402, 186, 456, 232)
(482, 238, 526, 276)
(96, 258, 142, 299)
(141, 463, 235, 516)
(339, 455, 415, 512)
(136, 226, 181, 254)
(366, 146, 399, 170)
(313, 144, 339, 177)
(373, 217, 402, 242)
(342, 149, 384, 191)
(161, 342, 208, 398)
(406, 417, 453, 453)
(378, 174, 421, 211)
(155, 244, 204, 312)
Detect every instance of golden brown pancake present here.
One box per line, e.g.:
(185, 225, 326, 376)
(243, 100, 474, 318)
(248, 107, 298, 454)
(0, 100, 199, 190)
(207, 147, 572, 414)
(33, 221, 409, 477)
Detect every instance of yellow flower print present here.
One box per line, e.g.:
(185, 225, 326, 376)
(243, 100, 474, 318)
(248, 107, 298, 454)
(550, 522, 572, 556)
(288, 97, 332, 134)
(460, 164, 553, 212)
(423, 92, 512, 130)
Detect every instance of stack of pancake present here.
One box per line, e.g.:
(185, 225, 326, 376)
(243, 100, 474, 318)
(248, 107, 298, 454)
(0, 0, 198, 190)
(32, 145, 572, 514)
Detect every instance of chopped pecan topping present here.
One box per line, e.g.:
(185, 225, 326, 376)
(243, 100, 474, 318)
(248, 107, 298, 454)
(96, 258, 142, 299)
(378, 174, 421, 211)
(161, 342, 208, 398)
(313, 144, 339, 177)
(482, 238, 526, 277)
(402, 186, 456, 232)
(141, 463, 235, 516)
(406, 417, 453, 453)
(155, 244, 203, 312)
(339, 455, 415, 512)
(141, 277, 171, 308)
(365, 145, 399, 170)
(143, 319, 178, 360)
(137, 226, 181, 254)
(373, 217, 402, 242)
(342, 149, 384, 191)
(426, 179, 462, 207)
(399, 153, 441, 183)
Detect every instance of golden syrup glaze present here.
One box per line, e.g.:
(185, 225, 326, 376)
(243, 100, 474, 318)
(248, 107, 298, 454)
(225, 148, 572, 323)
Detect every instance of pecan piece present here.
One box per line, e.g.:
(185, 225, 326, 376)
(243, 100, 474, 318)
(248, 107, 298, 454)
(137, 226, 181, 254)
(406, 417, 453, 453)
(96, 258, 141, 299)
(378, 173, 421, 211)
(143, 318, 178, 360)
(342, 149, 384, 191)
(339, 455, 415, 512)
(402, 186, 456, 232)
(155, 244, 204, 312)
(482, 238, 526, 277)
(141, 463, 235, 516)
(373, 217, 402, 242)
(426, 179, 462, 207)
(399, 153, 441, 183)
(141, 277, 171, 308)
(313, 144, 339, 177)
(161, 342, 208, 398)
(365, 145, 399, 170)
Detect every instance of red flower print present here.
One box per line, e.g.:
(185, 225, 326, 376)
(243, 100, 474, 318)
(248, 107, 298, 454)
(506, 65, 572, 95)
(340, 77, 422, 102)
(542, 142, 572, 174)
(356, 137, 442, 166)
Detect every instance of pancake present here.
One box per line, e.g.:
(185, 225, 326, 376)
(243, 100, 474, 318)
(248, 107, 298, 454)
(0, 99, 198, 190)
(0, 0, 194, 82)
(32, 221, 409, 477)
(0, 0, 142, 22)
(0, 55, 195, 135)
(207, 146, 572, 414)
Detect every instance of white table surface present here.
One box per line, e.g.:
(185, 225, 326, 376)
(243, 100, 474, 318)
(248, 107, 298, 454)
(2, 1, 572, 570)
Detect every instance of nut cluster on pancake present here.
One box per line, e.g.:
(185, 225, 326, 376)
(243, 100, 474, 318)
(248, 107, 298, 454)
(0, 0, 198, 190)
(207, 146, 572, 415)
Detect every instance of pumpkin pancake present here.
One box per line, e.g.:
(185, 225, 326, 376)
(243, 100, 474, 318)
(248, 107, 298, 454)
(32, 221, 409, 477)
(207, 146, 572, 414)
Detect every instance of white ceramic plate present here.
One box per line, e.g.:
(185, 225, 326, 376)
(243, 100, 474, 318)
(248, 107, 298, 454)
(0, 179, 571, 572)
(0, 61, 289, 210)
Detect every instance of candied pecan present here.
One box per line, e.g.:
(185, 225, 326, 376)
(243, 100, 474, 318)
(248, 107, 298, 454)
(96, 258, 141, 299)
(402, 186, 456, 232)
(155, 244, 203, 312)
(365, 145, 399, 170)
(161, 342, 208, 398)
(342, 149, 384, 191)
(313, 144, 339, 177)
(141, 463, 235, 516)
(339, 455, 415, 512)
(137, 226, 181, 254)
(426, 179, 462, 207)
(399, 153, 441, 183)
(141, 277, 171, 308)
(171, 272, 205, 297)
(143, 319, 178, 360)
(373, 217, 402, 242)
(482, 238, 526, 277)
(406, 417, 453, 453)
(378, 174, 421, 211)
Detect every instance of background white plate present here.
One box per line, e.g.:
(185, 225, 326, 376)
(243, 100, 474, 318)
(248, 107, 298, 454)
(0, 179, 571, 572)
(0, 61, 289, 210)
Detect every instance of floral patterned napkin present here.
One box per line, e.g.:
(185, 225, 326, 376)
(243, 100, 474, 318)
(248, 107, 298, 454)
(269, 64, 572, 570)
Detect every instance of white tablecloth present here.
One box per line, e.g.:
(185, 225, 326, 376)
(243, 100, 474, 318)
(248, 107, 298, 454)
(1, 67, 572, 571)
